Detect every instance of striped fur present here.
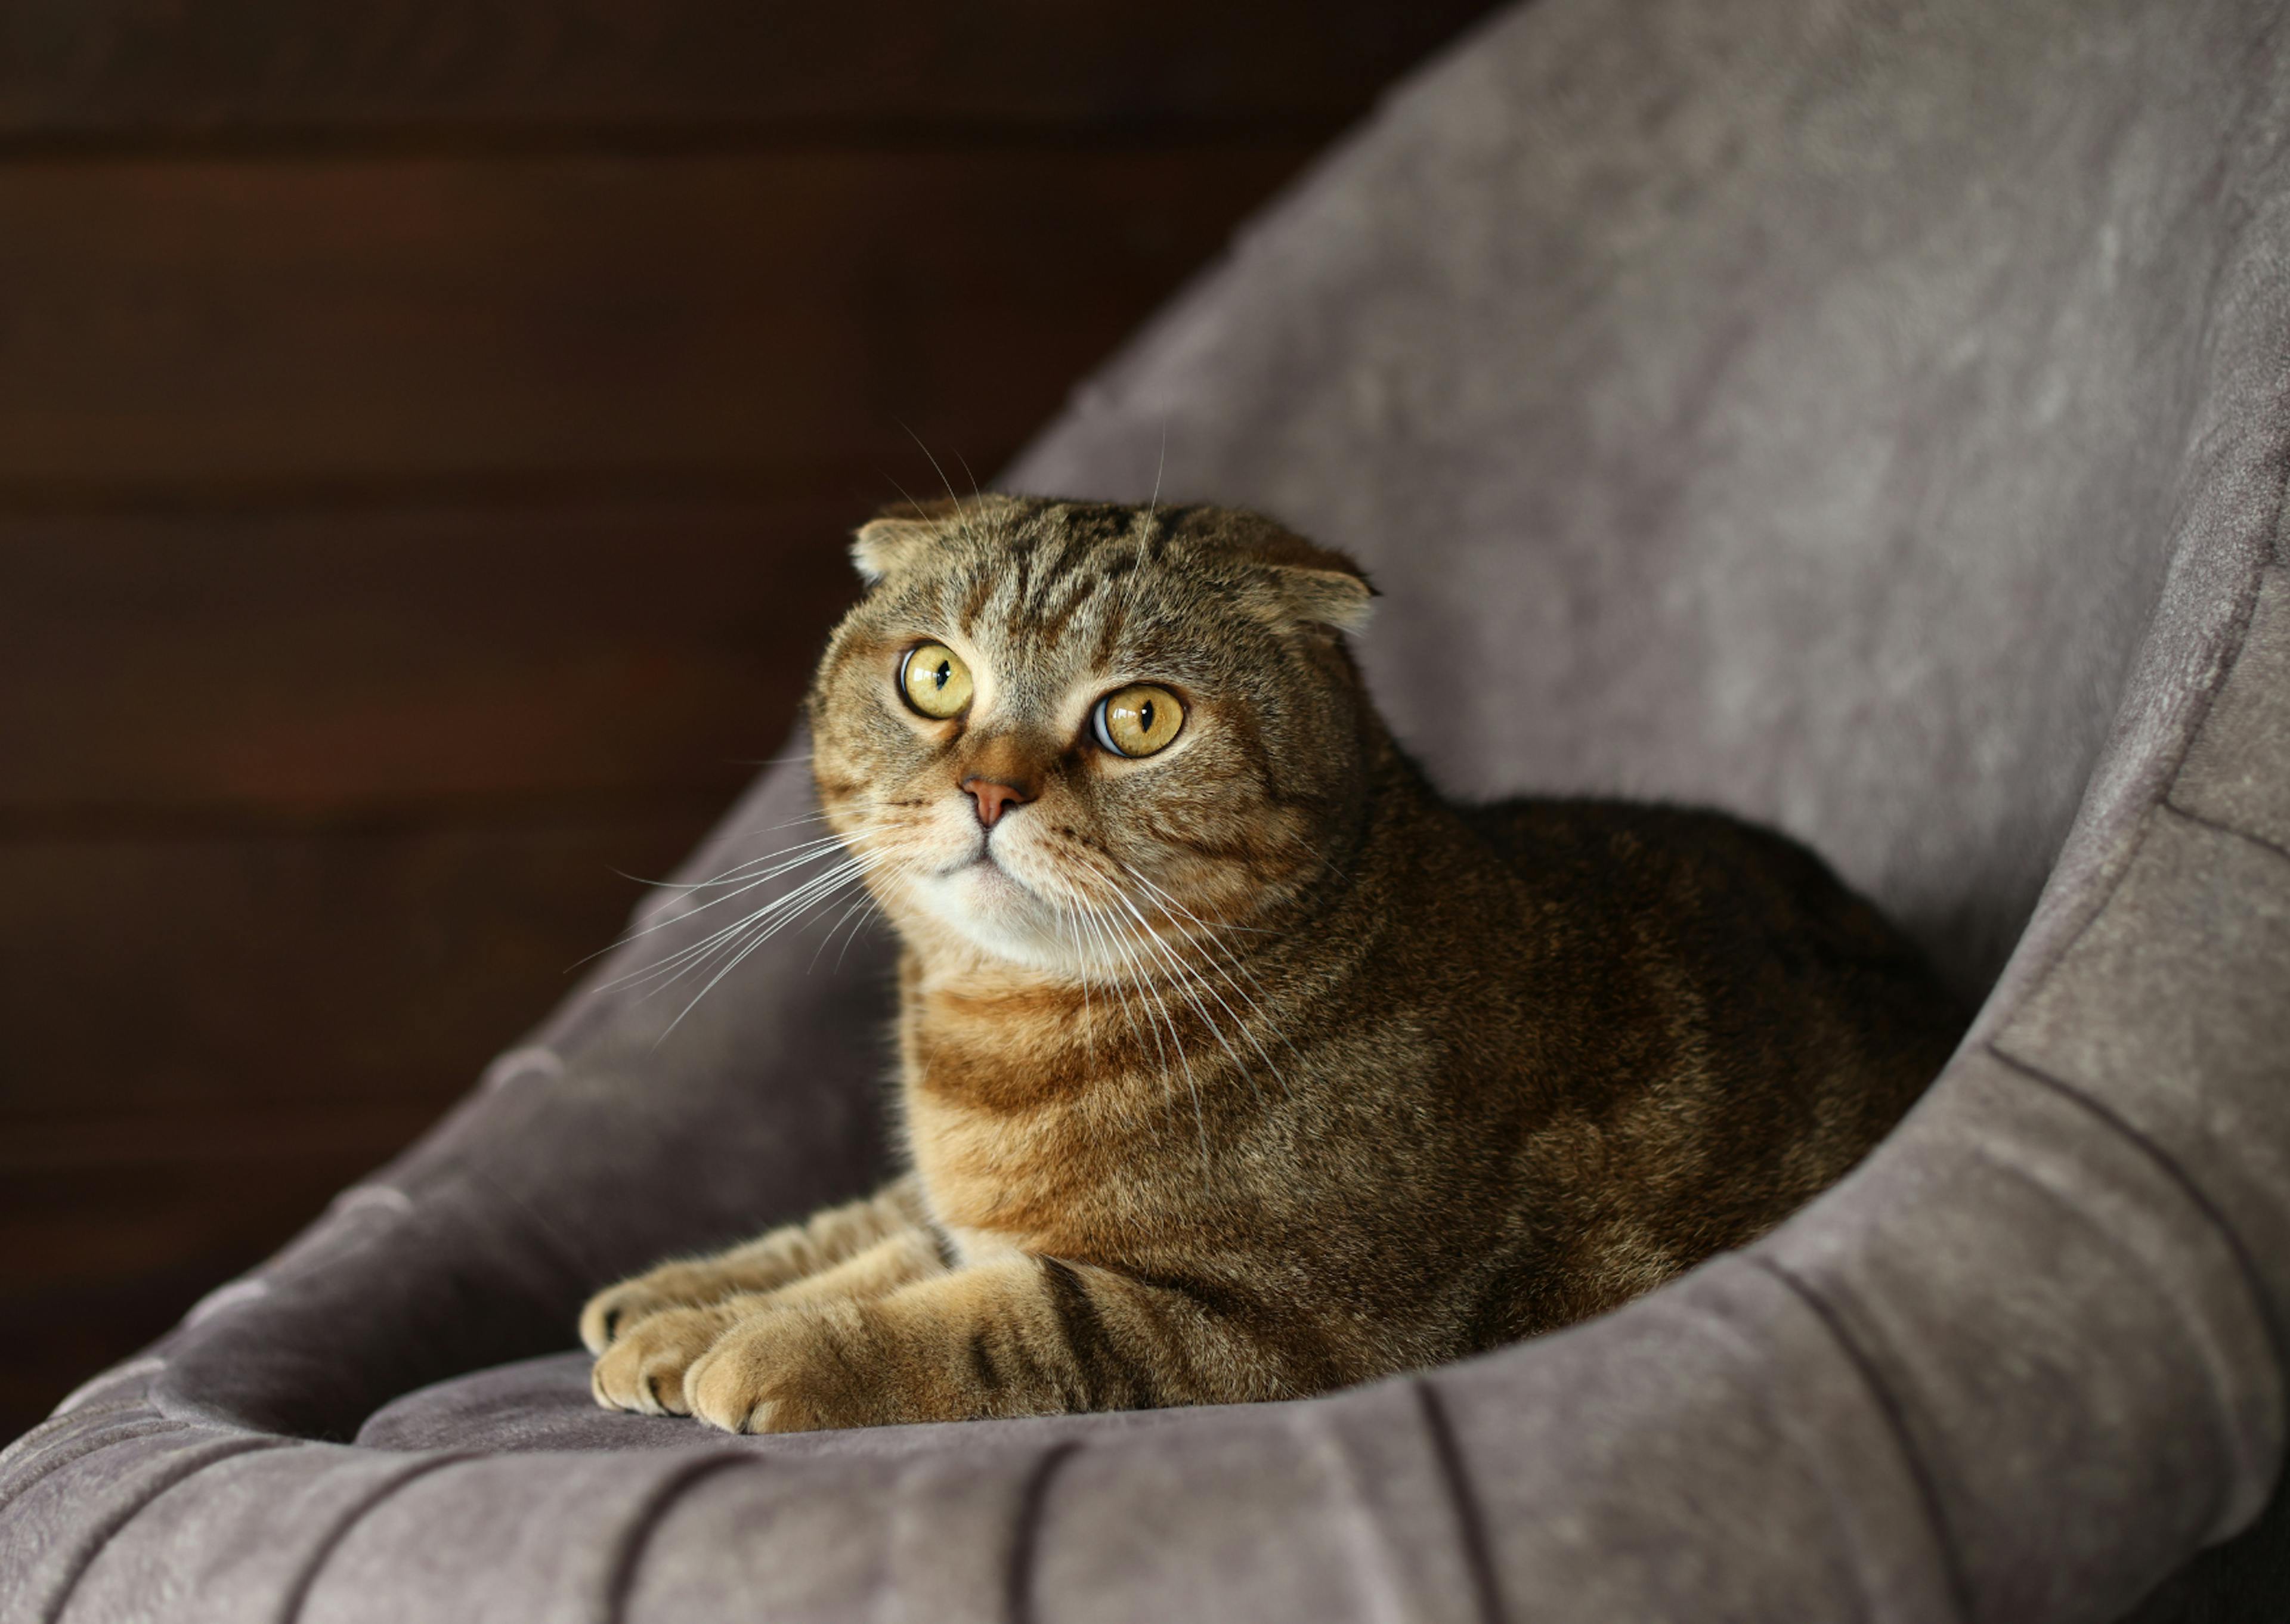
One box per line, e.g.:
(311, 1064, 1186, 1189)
(585, 496, 1963, 1432)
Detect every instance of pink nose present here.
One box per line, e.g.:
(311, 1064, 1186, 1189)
(960, 776, 1031, 828)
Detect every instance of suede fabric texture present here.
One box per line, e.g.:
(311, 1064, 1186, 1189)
(8, 0, 2290, 1619)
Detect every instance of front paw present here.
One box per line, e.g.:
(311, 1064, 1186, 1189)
(683, 1304, 874, 1434)
(589, 1304, 740, 1415)
(580, 1262, 734, 1354)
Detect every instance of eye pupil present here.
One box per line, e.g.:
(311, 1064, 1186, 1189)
(933, 661, 950, 690)
(1140, 700, 1155, 732)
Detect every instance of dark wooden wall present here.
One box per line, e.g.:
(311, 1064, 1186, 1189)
(0, 1, 1506, 1440)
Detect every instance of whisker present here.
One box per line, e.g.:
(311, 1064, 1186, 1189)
(834, 866, 904, 974)
(1118, 864, 1301, 1089)
(1078, 894, 1193, 1148)
(653, 854, 889, 1043)
(1078, 900, 1153, 1080)
(1100, 882, 1265, 1109)
(900, 420, 971, 528)
(605, 855, 874, 995)
(574, 836, 861, 973)
(626, 833, 849, 895)
(1056, 904, 1097, 1068)
(809, 881, 886, 974)
(1086, 898, 1168, 1076)
(1076, 879, 1209, 1157)
(605, 829, 845, 904)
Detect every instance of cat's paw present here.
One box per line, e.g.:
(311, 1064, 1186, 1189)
(589, 1304, 741, 1415)
(682, 1304, 872, 1434)
(580, 1263, 738, 1354)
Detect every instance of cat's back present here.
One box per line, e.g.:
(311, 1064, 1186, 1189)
(1465, 798, 1929, 972)
(1456, 795, 1966, 1107)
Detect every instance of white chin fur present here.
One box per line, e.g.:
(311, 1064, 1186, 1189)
(908, 861, 1073, 969)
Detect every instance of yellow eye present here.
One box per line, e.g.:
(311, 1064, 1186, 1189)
(899, 641, 973, 720)
(1093, 683, 1185, 758)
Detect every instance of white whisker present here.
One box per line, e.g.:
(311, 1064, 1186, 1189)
(606, 853, 875, 996)
(1118, 863, 1300, 1090)
(1101, 881, 1265, 1109)
(652, 853, 890, 1043)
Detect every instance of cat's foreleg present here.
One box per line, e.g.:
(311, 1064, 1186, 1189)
(679, 1256, 1290, 1433)
(578, 1173, 933, 1355)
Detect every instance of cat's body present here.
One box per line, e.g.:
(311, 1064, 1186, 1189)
(584, 497, 1963, 1433)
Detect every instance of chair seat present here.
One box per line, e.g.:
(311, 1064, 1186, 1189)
(10, 0, 2290, 1617)
(356, 1351, 1205, 1459)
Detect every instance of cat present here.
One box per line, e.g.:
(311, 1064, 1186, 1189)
(581, 494, 1964, 1434)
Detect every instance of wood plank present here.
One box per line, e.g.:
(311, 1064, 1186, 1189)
(0, 799, 757, 1125)
(0, 145, 1308, 493)
(0, 1, 1503, 145)
(1, 1101, 475, 1177)
(0, 495, 863, 819)
(0, 795, 880, 1439)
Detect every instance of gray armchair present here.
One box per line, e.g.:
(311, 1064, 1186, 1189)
(7, 0, 2288, 1617)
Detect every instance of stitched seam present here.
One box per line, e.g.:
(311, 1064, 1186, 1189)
(275, 1451, 482, 1624)
(598, 1452, 763, 1624)
(2161, 796, 2290, 866)
(0, 1418, 191, 1517)
(1992, 497, 2279, 1042)
(1412, 1380, 1506, 1624)
(1747, 1256, 1972, 1624)
(2159, 419, 2290, 794)
(2128, 498, 2284, 874)
(1985, 1045, 2290, 1456)
(38, 1436, 289, 1624)
(1005, 1441, 1084, 1624)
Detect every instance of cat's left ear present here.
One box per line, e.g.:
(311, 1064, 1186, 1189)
(1269, 562, 1376, 634)
(1186, 507, 1377, 634)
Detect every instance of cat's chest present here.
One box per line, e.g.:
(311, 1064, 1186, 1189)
(900, 998, 1146, 1250)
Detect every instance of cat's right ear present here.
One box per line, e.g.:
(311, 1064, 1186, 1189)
(849, 515, 940, 585)
(850, 495, 1003, 584)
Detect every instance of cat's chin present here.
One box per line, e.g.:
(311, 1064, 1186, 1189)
(902, 858, 1076, 973)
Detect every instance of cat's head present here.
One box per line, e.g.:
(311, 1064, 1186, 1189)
(807, 494, 1376, 975)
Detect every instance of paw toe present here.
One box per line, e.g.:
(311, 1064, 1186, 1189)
(589, 1306, 728, 1415)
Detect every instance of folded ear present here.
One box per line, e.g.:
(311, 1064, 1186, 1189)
(850, 498, 961, 584)
(849, 495, 1028, 584)
(849, 519, 932, 584)
(1166, 506, 1376, 634)
(1270, 562, 1376, 633)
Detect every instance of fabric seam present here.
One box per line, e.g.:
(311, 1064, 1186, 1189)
(276, 1451, 483, 1624)
(1989, 453, 2283, 1045)
(1411, 1379, 1506, 1624)
(2161, 795, 2290, 866)
(1746, 1254, 1972, 1624)
(38, 1436, 290, 1624)
(1006, 1440, 1085, 1624)
(1984, 1043, 2290, 1495)
(597, 1451, 765, 1624)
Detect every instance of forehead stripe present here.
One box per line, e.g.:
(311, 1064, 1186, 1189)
(1033, 571, 1105, 650)
(955, 566, 997, 639)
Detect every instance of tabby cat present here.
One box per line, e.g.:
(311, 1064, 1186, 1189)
(582, 495, 1963, 1434)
